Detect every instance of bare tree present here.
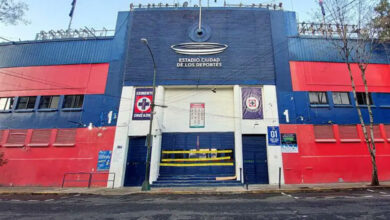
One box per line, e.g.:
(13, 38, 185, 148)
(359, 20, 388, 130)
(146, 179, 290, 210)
(0, 0, 28, 25)
(319, 0, 380, 186)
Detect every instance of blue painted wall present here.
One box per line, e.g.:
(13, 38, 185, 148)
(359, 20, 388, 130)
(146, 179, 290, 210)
(0, 12, 129, 129)
(124, 8, 276, 86)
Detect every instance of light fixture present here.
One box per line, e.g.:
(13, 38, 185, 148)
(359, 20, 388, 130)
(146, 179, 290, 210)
(88, 123, 94, 130)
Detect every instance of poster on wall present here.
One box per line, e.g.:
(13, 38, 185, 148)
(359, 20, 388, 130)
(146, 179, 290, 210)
(242, 87, 263, 119)
(267, 126, 281, 146)
(190, 103, 205, 128)
(132, 88, 153, 120)
(97, 151, 112, 171)
(281, 133, 299, 153)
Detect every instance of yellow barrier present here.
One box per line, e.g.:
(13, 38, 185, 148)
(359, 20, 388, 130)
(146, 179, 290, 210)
(161, 156, 231, 162)
(162, 150, 233, 154)
(160, 162, 234, 167)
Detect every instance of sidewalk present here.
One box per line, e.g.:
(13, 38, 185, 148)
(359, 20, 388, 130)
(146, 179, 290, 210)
(1, 182, 390, 196)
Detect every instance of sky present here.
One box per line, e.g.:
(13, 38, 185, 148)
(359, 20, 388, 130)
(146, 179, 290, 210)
(0, 0, 320, 42)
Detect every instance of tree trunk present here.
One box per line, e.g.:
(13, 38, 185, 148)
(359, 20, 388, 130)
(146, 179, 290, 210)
(359, 65, 380, 186)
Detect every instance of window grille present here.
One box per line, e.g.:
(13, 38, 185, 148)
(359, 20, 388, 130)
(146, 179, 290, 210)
(53, 129, 76, 147)
(339, 125, 360, 142)
(365, 125, 383, 142)
(5, 129, 27, 147)
(314, 125, 336, 142)
(28, 129, 52, 147)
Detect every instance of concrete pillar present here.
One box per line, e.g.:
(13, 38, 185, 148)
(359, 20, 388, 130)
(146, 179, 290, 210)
(263, 85, 284, 185)
(233, 85, 243, 182)
(108, 86, 134, 188)
(150, 86, 165, 183)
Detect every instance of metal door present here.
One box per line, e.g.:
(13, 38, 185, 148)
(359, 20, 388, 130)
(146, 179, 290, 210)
(124, 136, 147, 186)
(242, 135, 269, 184)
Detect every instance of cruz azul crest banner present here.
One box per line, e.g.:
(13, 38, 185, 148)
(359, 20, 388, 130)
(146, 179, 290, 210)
(242, 87, 263, 119)
(132, 88, 153, 120)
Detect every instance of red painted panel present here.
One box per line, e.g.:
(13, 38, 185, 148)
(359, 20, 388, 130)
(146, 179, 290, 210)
(280, 124, 390, 184)
(0, 63, 109, 97)
(290, 61, 390, 92)
(0, 127, 115, 187)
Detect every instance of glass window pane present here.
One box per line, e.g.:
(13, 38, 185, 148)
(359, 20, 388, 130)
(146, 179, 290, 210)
(309, 92, 319, 104)
(27, 97, 37, 109)
(64, 95, 83, 108)
(17, 97, 28, 109)
(49, 96, 60, 109)
(39, 96, 51, 109)
(0, 98, 8, 110)
(310, 92, 327, 104)
(333, 92, 350, 105)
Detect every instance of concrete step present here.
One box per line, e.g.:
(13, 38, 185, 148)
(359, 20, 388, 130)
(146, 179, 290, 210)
(152, 182, 243, 188)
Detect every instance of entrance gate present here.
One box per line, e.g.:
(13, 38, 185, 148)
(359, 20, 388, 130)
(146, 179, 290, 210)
(160, 133, 235, 176)
(242, 135, 269, 184)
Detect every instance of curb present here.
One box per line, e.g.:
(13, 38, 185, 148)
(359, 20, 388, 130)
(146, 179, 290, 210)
(0, 185, 389, 196)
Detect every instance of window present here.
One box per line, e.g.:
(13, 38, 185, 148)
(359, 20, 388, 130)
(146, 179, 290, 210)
(309, 92, 328, 105)
(28, 129, 52, 147)
(385, 125, 390, 141)
(365, 125, 383, 142)
(16, 96, 37, 110)
(313, 125, 336, 142)
(0, 97, 15, 111)
(63, 95, 84, 109)
(357, 92, 373, 105)
(5, 129, 27, 147)
(53, 129, 76, 147)
(39, 96, 60, 109)
(332, 92, 350, 105)
(339, 125, 360, 142)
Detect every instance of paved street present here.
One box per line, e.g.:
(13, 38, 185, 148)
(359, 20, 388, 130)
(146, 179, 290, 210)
(1, 188, 390, 219)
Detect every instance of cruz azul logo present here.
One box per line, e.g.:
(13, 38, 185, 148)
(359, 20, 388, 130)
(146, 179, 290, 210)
(246, 97, 260, 111)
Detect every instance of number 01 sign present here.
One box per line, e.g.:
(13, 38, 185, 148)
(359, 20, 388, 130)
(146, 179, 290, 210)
(267, 126, 281, 146)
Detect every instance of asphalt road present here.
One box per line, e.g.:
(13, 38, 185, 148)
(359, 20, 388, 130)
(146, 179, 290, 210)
(0, 188, 390, 219)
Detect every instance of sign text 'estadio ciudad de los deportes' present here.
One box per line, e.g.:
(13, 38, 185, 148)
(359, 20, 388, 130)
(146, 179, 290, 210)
(177, 57, 222, 68)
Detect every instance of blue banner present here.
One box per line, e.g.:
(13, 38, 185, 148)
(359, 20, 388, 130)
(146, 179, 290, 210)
(242, 87, 263, 119)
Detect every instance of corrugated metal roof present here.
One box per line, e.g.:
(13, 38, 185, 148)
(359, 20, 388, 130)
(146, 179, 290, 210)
(0, 38, 113, 68)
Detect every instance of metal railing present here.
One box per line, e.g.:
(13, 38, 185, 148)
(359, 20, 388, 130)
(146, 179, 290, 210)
(35, 27, 115, 41)
(61, 172, 116, 188)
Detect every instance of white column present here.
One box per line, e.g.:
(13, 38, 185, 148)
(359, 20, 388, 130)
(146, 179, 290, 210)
(233, 85, 243, 182)
(263, 85, 284, 185)
(108, 86, 134, 188)
(149, 86, 165, 183)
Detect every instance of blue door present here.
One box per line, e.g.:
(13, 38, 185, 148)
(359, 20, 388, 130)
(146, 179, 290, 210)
(124, 136, 147, 186)
(242, 135, 269, 184)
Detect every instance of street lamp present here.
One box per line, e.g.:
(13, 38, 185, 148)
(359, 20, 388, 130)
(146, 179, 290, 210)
(141, 38, 157, 191)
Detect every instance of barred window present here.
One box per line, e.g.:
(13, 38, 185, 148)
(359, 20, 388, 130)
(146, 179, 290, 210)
(314, 125, 336, 142)
(28, 129, 52, 147)
(5, 129, 27, 147)
(339, 125, 360, 142)
(53, 129, 76, 147)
